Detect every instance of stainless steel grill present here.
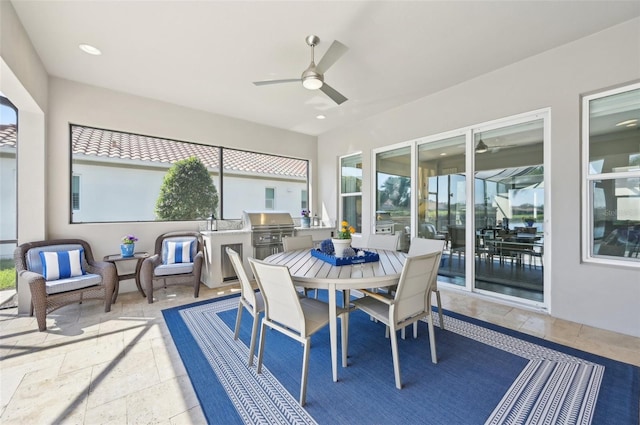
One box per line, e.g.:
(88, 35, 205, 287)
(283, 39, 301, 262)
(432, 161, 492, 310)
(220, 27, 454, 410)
(243, 211, 295, 260)
(375, 211, 394, 234)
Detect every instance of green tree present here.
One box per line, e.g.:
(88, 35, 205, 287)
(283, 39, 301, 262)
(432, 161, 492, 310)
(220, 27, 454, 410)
(155, 157, 218, 220)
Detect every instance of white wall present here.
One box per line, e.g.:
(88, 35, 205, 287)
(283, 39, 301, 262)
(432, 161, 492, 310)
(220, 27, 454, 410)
(1, 1, 48, 313)
(318, 18, 640, 337)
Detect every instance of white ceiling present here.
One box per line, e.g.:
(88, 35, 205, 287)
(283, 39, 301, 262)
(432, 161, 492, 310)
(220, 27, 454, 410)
(10, 0, 640, 136)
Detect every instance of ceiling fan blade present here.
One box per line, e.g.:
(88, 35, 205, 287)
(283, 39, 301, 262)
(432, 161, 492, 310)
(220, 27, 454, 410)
(320, 83, 348, 105)
(253, 78, 300, 86)
(315, 40, 348, 74)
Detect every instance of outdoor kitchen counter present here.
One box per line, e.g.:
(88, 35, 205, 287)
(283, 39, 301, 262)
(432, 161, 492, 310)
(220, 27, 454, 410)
(200, 230, 252, 288)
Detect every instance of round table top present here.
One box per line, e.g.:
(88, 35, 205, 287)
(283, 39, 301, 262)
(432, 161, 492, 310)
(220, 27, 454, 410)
(263, 248, 407, 290)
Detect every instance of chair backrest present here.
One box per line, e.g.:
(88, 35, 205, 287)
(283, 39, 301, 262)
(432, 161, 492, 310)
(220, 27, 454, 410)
(226, 247, 257, 310)
(15, 239, 94, 275)
(448, 225, 466, 249)
(408, 237, 445, 256)
(392, 252, 441, 324)
(282, 235, 314, 252)
(249, 258, 306, 335)
(367, 233, 400, 251)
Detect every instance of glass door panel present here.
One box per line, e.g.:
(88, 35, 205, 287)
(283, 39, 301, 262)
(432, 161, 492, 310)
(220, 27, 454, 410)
(417, 135, 467, 287)
(473, 119, 544, 302)
(376, 146, 411, 252)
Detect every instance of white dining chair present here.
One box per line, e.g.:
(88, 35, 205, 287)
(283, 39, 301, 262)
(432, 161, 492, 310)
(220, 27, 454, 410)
(226, 247, 264, 366)
(282, 235, 317, 297)
(282, 235, 314, 251)
(366, 233, 401, 251)
(352, 251, 441, 390)
(249, 257, 349, 406)
(408, 237, 446, 331)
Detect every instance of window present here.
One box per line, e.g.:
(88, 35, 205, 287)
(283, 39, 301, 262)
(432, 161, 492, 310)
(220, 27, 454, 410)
(71, 175, 80, 210)
(301, 189, 308, 210)
(339, 153, 362, 233)
(70, 125, 309, 222)
(265, 188, 275, 210)
(582, 82, 640, 266)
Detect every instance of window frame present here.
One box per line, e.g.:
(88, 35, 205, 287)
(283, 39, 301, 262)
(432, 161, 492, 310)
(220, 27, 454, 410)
(581, 81, 640, 268)
(69, 124, 309, 223)
(339, 152, 363, 234)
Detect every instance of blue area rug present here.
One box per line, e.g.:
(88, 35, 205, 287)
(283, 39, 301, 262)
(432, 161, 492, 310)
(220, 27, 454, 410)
(162, 294, 639, 424)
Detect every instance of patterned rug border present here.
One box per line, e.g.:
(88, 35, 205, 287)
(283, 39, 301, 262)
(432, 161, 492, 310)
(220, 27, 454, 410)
(163, 294, 638, 425)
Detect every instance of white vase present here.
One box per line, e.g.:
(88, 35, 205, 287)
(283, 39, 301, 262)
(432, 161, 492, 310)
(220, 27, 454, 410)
(332, 238, 351, 258)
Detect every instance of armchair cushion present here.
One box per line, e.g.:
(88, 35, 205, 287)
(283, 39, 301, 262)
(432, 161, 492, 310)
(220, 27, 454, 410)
(162, 238, 196, 264)
(39, 249, 85, 281)
(154, 262, 194, 276)
(46, 274, 102, 295)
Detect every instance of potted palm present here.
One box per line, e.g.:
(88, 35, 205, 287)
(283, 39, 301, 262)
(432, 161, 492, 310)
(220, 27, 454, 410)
(332, 220, 355, 257)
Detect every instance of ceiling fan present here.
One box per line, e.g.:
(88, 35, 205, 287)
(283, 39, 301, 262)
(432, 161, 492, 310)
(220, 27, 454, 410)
(253, 35, 349, 105)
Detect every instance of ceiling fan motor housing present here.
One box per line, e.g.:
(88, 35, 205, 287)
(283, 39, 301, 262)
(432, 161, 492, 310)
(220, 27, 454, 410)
(302, 66, 324, 90)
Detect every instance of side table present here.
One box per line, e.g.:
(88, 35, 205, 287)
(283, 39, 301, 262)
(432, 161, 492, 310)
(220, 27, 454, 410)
(103, 252, 149, 303)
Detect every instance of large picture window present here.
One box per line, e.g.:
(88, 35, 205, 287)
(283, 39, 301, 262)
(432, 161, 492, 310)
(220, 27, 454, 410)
(70, 125, 309, 223)
(582, 82, 640, 266)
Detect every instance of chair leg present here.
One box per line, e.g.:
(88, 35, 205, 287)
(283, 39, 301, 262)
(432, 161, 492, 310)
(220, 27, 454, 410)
(427, 316, 438, 364)
(390, 327, 402, 389)
(435, 289, 445, 330)
(248, 312, 260, 367)
(300, 338, 311, 406)
(233, 302, 243, 340)
(256, 320, 267, 373)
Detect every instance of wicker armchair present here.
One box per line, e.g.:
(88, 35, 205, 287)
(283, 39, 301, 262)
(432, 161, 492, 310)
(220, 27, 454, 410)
(140, 231, 204, 304)
(14, 239, 117, 331)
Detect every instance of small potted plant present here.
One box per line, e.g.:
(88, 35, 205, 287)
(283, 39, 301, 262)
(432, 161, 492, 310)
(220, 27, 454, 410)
(332, 220, 356, 257)
(121, 234, 138, 258)
(301, 209, 311, 228)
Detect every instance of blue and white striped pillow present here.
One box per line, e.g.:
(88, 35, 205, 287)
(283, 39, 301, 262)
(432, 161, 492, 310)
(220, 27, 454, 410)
(164, 240, 194, 264)
(39, 249, 85, 281)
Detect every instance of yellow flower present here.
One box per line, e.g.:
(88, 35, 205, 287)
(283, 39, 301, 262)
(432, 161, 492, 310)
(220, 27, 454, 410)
(337, 220, 355, 239)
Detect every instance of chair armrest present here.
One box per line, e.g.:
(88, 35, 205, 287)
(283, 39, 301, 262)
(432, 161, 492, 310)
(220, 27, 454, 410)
(360, 288, 394, 305)
(18, 269, 47, 302)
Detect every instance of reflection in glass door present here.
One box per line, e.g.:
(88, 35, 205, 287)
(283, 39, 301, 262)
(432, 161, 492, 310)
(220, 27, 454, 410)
(473, 119, 545, 302)
(417, 135, 467, 287)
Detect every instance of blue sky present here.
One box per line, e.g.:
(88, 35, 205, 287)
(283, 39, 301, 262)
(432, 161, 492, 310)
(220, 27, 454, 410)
(1, 95, 17, 125)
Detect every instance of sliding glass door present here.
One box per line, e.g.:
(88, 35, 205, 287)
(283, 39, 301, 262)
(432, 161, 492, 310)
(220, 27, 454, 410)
(473, 119, 545, 302)
(417, 134, 467, 287)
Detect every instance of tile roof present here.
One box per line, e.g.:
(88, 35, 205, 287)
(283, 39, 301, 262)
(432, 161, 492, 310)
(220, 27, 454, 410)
(70, 125, 307, 178)
(0, 124, 307, 177)
(0, 124, 17, 148)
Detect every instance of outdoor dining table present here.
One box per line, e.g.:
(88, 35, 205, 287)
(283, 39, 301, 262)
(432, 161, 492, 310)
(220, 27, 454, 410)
(263, 248, 407, 382)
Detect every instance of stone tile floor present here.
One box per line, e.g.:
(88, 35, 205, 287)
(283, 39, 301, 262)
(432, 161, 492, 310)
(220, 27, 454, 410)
(1, 284, 638, 424)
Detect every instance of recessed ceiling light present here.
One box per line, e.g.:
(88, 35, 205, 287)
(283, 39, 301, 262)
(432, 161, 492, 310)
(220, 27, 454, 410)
(316, 115, 326, 120)
(79, 44, 102, 55)
(615, 119, 637, 127)
(440, 152, 447, 156)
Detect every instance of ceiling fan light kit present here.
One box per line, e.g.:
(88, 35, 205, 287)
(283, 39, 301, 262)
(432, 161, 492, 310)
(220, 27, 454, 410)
(253, 35, 348, 104)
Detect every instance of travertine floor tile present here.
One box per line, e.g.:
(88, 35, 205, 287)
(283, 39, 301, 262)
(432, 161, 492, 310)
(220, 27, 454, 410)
(1, 281, 638, 425)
